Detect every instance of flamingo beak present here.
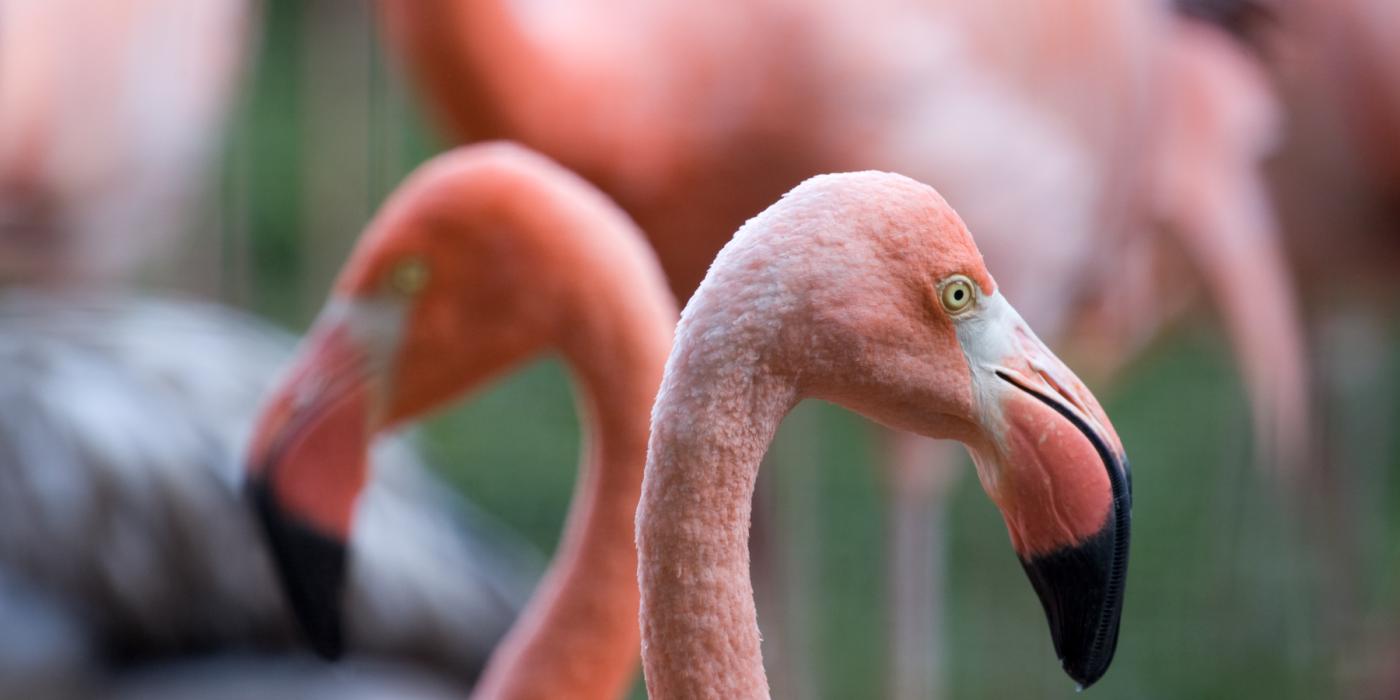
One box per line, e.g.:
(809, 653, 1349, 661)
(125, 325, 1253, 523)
(245, 319, 378, 661)
(958, 292, 1132, 689)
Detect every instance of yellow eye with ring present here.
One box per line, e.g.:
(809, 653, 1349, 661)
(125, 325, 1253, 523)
(388, 257, 430, 296)
(939, 275, 976, 315)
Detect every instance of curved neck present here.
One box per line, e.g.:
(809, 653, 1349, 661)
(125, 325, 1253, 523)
(471, 276, 673, 699)
(378, 0, 567, 142)
(636, 343, 797, 699)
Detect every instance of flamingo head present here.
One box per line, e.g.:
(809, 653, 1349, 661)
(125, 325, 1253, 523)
(243, 144, 666, 660)
(725, 171, 1132, 688)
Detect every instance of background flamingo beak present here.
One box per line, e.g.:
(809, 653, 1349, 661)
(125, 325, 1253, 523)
(247, 473, 350, 661)
(244, 321, 377, 661)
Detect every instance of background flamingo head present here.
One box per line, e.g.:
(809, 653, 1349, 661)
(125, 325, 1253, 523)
(244, 142, 672, 662)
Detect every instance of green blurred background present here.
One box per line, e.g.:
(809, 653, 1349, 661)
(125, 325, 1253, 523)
(171, 3, 1400, 698)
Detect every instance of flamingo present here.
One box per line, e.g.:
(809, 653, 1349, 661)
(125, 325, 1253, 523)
(1278, 0, 1400, 197)
(0, 0, 250, 285)
(376, 3, 1306, 694)
(1200, 0, 1400, 688)
(244, 142, 677, 699)
(636, 171, 1131, 697)
(1257, 0, 1400, 298)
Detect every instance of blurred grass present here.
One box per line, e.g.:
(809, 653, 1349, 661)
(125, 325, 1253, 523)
(216, 3, 1400, 698)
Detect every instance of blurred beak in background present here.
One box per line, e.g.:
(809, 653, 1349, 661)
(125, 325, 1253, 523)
(958, 291, 1132, 689)
(245, 302, 395, 661)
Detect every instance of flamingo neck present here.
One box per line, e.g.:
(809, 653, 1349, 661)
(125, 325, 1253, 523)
(471, 274, 673, 700)
(636, 335, 798, 700)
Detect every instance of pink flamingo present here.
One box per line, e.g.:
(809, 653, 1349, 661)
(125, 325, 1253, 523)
(0, 0, 251, 285)
(245, 143, 677, 699)
(1072, 12, 1308, 465)
(636, 171, 1132, 696)
(1257, 0, 1400, 298)
(1280, 0, 1400, 196)
(1209, 1, 1400, 689)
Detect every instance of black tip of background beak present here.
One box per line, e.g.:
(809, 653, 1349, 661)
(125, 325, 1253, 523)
(247, 475, 348, 661)
(1019, 455, 1132, 689)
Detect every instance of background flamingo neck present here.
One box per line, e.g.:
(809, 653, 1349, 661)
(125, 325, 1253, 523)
(637, 345, 797, 700)
(471, 271, 673, 700)
(379, 0, 566, 141)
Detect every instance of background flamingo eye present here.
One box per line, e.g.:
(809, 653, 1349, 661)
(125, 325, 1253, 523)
(388, 257, 430, 296)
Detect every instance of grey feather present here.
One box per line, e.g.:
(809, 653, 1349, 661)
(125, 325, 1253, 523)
(0, 290, 541, 694)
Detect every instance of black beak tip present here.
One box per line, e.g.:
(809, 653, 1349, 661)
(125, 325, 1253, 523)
(246, 475, 349, 661)
(1019, 512, 1128, 691)
(1063, 640, 1116, 691)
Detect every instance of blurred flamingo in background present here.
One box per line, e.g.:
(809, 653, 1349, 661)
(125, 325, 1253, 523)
(1072, 8, 1305, 453)
(0, 0, 249, 285)
(245, 143, 677, 699)
(374, 0, 1308, 437)
(1206, 0, 1400, 691)
(0, 1, 546, 695)
(636, 171, 1132, 696)
(377, 1, 1308, 695)
(1261, 0, 1400, 300)
(1279, 0, 1400, 200)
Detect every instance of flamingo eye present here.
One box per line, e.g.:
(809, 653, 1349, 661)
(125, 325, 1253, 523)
(938, 275, 976, 315)
(387, 257, 430, 296)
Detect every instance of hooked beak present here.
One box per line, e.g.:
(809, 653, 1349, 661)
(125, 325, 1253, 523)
(995, 367, 1130, 689)
(245, 320, 378, 661)
(961, 293, 1132, 689)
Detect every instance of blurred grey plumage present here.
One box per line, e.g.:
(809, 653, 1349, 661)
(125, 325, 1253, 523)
(106, 656, 464, 700)
(0, 290, 540, 695)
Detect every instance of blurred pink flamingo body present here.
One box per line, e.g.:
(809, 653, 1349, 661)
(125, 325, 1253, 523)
(1256, 0, 1400, 301)
(0, 0, 250, 285)
(246, 143, 677, 700)
(376, 2, 1308, 445)
(1212, 3, 1400, 690)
